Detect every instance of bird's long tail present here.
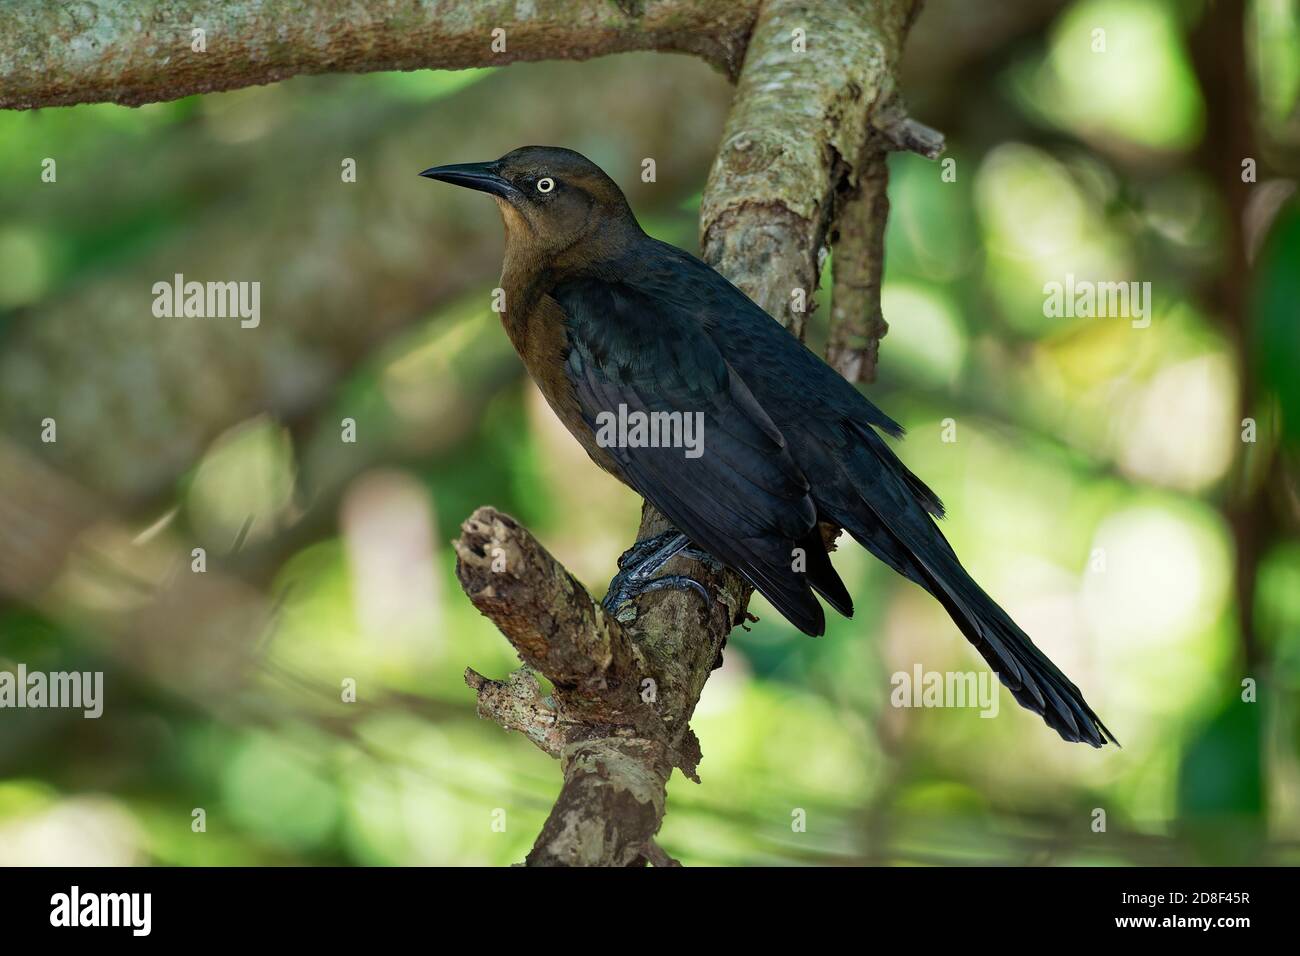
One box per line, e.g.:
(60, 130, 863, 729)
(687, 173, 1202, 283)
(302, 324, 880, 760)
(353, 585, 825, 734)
(903, 540, 1116, 746)
(821, 427, 1116, 747)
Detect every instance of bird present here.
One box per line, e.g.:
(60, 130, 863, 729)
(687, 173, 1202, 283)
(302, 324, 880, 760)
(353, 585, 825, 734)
(420, 145, 1116, 747)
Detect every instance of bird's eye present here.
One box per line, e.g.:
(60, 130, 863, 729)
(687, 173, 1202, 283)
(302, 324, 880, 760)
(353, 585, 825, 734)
(536, 177, 555, 194)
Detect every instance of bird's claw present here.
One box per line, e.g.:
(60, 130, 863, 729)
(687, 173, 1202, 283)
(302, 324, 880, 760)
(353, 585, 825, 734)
(604, 530, 713, 614)
(602, 573, 711, 614)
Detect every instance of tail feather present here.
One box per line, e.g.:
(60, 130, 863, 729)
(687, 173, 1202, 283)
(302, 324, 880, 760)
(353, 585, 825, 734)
(851, 421, 946, 517)
(821, 439, 1116, 747)
(916, 552, 1117, 746)
(798, 529, 853, 618)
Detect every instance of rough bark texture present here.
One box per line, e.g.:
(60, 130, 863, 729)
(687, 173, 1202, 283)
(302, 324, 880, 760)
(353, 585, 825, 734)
(0, 0, 758, 109)
(455, 506, 728, 865)
(828, 142, 892, 382)
(700, 0, 918, 338)
(456, 0, 927, 865)
(827, 103, 942, 382)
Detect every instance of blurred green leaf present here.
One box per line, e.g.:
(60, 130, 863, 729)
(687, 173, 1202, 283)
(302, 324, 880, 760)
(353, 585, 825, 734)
(1252, 201, 1300, 448)
(1176, 698, 1265, 863)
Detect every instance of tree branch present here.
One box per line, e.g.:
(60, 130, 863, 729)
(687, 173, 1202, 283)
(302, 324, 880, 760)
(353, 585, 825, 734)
(0, 0, 759, 110)
(827, 97, 944, 382)
(455, 509, 644, 707)
(454, 506, 708, 865)
(827, 141, 892, 382)
(700, 0, 918, 337)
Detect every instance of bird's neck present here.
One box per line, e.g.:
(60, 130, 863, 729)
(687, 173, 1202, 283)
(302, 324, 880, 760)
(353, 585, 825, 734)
(500, 217, 640, 313)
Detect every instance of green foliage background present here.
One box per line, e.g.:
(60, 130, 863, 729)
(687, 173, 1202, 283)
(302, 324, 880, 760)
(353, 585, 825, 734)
(1, 0, 1298, 865)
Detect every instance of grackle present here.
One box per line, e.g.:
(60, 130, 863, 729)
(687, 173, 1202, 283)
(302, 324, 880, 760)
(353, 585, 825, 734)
(421, 146, 1115, 747)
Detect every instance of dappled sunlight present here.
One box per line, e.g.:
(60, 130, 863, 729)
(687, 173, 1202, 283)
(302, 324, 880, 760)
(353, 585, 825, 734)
(1116, 352, 1239, 492)
(879, 281, 968, 388)
(1036, 0, 1204, 151)
(0, 0, 1294, 870)
(340, 469, 442, 654)
(0, 786, 145, 866)
(976, 143, 1130, 334)
(1082, 501, 1234, 743)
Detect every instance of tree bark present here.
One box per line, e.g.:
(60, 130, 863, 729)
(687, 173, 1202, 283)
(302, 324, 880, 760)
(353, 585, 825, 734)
(827, 102, 942, 382)
(0, 0, 758, 109)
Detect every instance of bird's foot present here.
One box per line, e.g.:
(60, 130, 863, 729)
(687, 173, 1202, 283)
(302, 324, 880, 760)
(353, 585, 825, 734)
(615, 530, 721, 572)
(615, 530, 678, 571)
(603, 531, 713, 615)
(680, 546, 723, 572)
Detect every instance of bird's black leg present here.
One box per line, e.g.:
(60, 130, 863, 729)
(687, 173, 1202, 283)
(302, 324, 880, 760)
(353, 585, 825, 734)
(603, 531, 712, 614)
(614, 530, 676, 570)
(614, 530, 721, 570)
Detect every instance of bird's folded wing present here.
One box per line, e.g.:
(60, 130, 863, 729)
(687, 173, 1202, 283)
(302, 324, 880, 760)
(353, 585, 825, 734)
(552, 277, 828, 634)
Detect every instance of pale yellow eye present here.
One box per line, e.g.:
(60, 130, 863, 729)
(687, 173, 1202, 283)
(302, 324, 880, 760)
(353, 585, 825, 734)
(536, 177, 555, 194)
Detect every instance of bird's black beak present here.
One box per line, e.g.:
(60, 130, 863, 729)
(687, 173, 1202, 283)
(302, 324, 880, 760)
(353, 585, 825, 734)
(419, 162, 517, 199)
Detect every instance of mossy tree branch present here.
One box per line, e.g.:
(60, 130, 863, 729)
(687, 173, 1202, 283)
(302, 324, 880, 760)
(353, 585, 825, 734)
(0, 0, 758, 110)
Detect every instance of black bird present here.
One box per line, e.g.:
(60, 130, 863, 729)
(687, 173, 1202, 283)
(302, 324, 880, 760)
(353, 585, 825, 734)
(421, 146, 1115, 747)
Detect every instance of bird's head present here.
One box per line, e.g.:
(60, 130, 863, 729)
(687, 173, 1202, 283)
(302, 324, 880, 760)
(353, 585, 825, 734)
(420, 146, 639, 263)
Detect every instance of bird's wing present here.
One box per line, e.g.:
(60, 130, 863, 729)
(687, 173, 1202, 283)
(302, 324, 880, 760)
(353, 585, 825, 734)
(629, 243, 909, 429)
(551, 276, 845, 635)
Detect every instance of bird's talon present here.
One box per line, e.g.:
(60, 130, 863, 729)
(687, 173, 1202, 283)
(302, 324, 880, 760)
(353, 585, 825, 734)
(680, 547, 722, 572)
(603, 531, 712, 615)
(640, 574, 711, 606)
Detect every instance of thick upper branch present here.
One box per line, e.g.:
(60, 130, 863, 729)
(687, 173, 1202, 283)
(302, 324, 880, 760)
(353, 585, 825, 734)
(699, 0, 919, 336)
(0, 0, 759, 110)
